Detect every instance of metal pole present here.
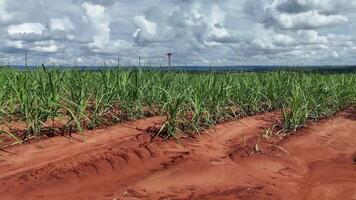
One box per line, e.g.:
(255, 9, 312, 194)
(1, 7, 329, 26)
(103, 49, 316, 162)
(167, 53, 172, 67)
(25, 52, 27, 67)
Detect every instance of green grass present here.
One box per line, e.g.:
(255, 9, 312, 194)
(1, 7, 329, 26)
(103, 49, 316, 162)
(0, 66, 355, 145)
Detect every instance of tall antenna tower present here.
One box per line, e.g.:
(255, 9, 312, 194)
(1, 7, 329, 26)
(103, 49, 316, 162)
(167, 53, 172, 67)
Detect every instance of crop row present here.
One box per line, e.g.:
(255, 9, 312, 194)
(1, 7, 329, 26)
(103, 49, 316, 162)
(0, 66, 355, 145)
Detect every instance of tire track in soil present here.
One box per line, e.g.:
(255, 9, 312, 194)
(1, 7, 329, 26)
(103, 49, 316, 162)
(0, 109, 355, 200)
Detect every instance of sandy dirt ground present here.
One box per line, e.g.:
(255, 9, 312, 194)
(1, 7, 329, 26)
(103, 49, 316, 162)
(0, 110, 355, 200)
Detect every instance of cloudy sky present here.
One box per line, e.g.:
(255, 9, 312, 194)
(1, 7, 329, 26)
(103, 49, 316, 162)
(1, 0, 356, 66)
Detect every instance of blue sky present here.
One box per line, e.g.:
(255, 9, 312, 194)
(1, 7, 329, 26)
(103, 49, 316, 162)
(1, 0, 356, 66)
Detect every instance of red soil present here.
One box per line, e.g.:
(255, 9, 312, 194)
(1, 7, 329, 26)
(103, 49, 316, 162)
(0, 110, 355, 200)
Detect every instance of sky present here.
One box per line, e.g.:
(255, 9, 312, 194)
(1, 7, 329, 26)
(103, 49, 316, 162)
(1, 0, 356, 66)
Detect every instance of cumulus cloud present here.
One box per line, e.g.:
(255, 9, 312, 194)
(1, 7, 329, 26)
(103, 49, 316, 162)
(0, 0, 355, 66)
(6, 40, 23, 49)
(276, 0, 356, 14)
(274, 10, 348, 29)
(82, 2, 131, 53)
(4, 22, 62, 54)
(74, 0, 116, 6)
(8, 23, 45, 35)
(132, 2, 238, 54)
(82, 2, 110, 49)
(297, 30, 328, 44)
(0, 0, 13, 23)
(134, 16, 157, 34)
(49, 17, 75, 32)
(246, 0, 353, 30)
(31, 40, 59, 53)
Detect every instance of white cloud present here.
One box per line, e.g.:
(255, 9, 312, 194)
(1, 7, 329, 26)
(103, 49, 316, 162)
(76, 57, 83, 63)
(134, 16, 157, 35)
(81, 2, 131, 53)
(275, 0, 356, 14)
(298, 30, 328, 44)
(204, 5, 237, 45)
(0, 0, 12, 23)
(272, 33, 295, 46)
(275, 10, 349, 29)
(7, 23, 45, 35)
(6, 40, 23, 49)
(132, 2, 238, 50)
(31, 44, 58, 53)
(82, 2, 110, 49)
(49, 17, 75, 31)
(247, 0, 352, 29)
(0, 0, 356, 65)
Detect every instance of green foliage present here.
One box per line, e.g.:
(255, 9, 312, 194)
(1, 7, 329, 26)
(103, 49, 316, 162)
(0, 66, 355, 144)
